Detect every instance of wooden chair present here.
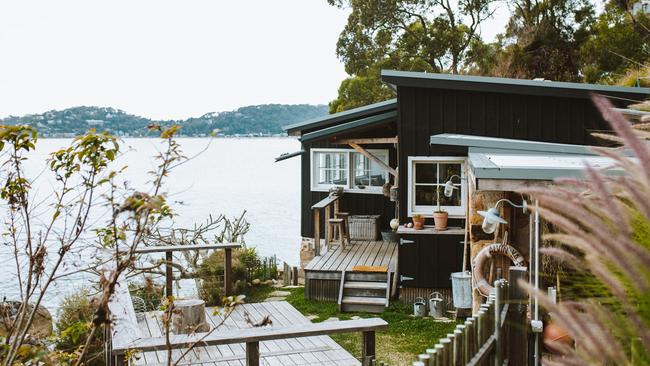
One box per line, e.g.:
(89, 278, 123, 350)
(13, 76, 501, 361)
(328, 212, 350, 249)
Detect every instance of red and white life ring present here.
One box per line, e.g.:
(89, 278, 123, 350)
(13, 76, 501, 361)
(473, 243, 526, 296)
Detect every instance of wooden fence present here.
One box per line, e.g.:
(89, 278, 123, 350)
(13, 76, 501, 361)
(413, 266, 528, 366)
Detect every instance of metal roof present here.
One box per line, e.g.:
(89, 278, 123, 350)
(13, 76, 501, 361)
(382, 70, 650, 100)
(429, 134, 598, 155)
(283, 98, 397, 136)
(301, 110, 397, 142)
(430, 133, 623, 182)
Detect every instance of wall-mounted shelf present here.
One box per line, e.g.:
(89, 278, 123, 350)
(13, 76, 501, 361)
(396, 225, 465, 235)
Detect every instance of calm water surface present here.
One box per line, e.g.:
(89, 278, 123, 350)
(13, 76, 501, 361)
(0, 138, 301, 311)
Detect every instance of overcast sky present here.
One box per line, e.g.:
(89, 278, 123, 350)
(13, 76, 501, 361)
(0, 1, 508, 120)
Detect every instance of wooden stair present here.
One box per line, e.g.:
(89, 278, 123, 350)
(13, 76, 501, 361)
(338, 270, 391, 313)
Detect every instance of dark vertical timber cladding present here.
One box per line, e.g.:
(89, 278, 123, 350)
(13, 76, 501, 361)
(300, 139, 397, 238)
(397, 86, 617, 288)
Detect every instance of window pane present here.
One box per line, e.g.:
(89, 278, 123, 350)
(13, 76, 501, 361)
(315, 152, 347, 186)
(439, 163, 461, 183)
(415, 185, 437, 206)
(353, 153, 387, 188)
(415, 162, 437, 183)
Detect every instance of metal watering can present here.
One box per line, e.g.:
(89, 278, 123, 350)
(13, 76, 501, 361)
(428, 292, 444, 318)
(413, 297, 427, 317)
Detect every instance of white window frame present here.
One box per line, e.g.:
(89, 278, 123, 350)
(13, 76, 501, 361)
(310, 148, 390, 194)
(407, 156, 467, 218)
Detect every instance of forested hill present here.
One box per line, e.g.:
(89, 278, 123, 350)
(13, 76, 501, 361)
(0, 104, 328, 137)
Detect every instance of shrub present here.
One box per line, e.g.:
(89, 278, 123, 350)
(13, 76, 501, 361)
(129, 276, 164, 312)
(55, 289, 105, 366)
(197, 247, 277, 306)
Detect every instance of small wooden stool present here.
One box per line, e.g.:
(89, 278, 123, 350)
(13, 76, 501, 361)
(328, 213, 350, 249)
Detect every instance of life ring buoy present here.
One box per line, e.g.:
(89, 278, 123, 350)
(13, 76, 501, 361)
(473, 243, 526, 296)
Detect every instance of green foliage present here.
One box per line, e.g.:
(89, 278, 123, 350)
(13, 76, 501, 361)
(55, 289, 105, 366)
(0, 104, 328, 137)
(283, 287, 458, 364)
(129, 277, 164, 312)
(197, 247, 277, 306)
(328, 0, 496, 112)
(581, 3, 650, 84)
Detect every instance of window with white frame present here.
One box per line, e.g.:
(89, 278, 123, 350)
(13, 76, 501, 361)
(311, 148, 389, 193)
(407, 157, 466, 217)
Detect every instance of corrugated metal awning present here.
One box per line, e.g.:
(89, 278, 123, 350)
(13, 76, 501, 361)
(300, 110, 397, 143)
(274, 150, 304, 162)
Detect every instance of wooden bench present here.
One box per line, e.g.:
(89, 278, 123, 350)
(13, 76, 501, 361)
(108, 275, 387, 366)
(114, 318, 387, 366)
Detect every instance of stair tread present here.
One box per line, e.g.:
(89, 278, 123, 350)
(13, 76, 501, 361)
(342, 296, 387, 305)
(344, 281, 388, 290)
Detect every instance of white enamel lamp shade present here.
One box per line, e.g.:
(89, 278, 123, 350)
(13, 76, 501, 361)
(477, 207, 508, 234)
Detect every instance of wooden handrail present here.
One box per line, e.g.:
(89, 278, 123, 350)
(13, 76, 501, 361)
(311, 195, 341, 256)
(129, 243, 243, 297)
(131, 243, 241, 254)
(114, 317, 387, 353)
(311, 195, 339, 210)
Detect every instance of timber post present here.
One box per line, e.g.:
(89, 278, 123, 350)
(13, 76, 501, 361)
(508, 266, 528, 365)
(246, 341, 260, 366)
(362, 330, 376, 366)
(224, 247, 233, 297)
(165, 250, 173, 298)
(314, 209, 321, 256)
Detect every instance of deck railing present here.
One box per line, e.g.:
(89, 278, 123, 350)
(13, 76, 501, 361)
(131, 243, 241, 297)
(413, 266, 528, 366)
(311, 194, 341, 256)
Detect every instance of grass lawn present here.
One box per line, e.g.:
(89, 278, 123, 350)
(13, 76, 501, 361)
(276, 287, 458, 365)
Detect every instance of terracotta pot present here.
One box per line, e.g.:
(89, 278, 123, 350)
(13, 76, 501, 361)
(433, 211, 448, 230)
(544, 319, 573, 353)
(412, 216, 425, 226)
(413, 221, 424, 230)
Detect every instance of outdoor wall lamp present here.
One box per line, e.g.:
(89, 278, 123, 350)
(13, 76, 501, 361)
(477, 199, 528, 234)
(443, 174, 463, 197)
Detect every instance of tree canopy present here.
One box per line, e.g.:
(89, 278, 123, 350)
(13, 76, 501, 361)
(329, 0, 650, 112)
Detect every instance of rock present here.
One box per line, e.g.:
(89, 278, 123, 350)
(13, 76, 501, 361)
(263, 279, 273, 285)
(263, 297, 286, 302)
(350, 316, 361, 320)
(324, 317, 339, 322)
(306, 315, 319, 321)
(0, 301, 52, 339)
(269, 291, 291, 297)
(252, 279, 261, 285)
(283, 285, 302, 289)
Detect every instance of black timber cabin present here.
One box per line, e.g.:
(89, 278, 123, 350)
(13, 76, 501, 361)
(282, 70, 650, 307)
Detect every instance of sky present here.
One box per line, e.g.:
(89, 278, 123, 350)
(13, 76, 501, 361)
(0, 1, 509, 120)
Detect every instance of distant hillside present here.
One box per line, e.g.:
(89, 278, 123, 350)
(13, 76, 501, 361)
(0, 104, 328, 137)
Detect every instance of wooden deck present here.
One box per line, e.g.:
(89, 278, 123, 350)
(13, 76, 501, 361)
(133, 301, 360, 366)
(305, 240, 397, 273)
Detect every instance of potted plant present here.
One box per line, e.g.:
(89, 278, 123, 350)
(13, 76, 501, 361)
(433, 187, 448, 230)
(411, 214, 425, 230)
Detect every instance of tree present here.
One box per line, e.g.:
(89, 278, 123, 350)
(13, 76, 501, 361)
(328, 0, 498, 112)
(580, 1, 650, 84)
(492, 0, 596, 81)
